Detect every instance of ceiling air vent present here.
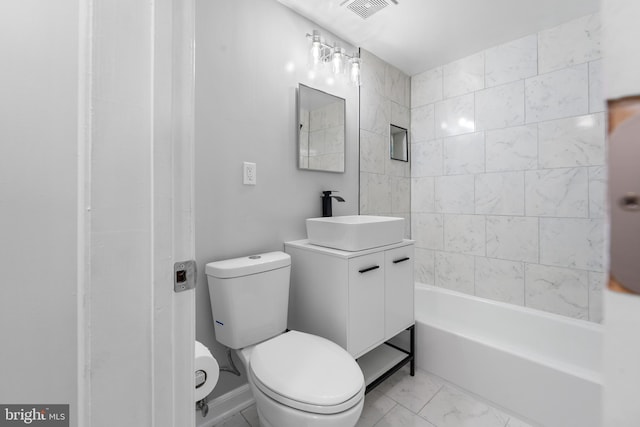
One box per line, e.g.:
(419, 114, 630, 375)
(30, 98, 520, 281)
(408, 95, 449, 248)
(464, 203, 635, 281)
(341, 0, 396, 20)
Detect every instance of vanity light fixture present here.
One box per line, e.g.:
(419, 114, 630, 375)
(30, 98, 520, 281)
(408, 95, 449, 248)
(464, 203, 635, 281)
(306, 30, 361, 86)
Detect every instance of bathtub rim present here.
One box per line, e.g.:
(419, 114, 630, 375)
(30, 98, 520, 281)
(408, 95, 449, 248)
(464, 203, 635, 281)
(414, 282, 603, 385)
(414, 282, 603, 332)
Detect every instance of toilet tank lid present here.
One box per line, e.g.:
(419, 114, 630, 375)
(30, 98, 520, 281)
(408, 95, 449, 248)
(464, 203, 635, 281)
(205, 251, 291, 279)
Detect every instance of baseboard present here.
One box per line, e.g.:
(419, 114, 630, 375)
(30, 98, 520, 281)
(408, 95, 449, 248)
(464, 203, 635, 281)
(196, 384, 255, 427)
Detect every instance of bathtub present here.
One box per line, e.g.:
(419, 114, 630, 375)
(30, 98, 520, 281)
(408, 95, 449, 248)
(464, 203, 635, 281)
(414, 283, 602, 427)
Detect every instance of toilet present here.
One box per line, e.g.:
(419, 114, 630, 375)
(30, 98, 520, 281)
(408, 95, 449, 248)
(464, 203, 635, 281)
(205, 251, 365, 427)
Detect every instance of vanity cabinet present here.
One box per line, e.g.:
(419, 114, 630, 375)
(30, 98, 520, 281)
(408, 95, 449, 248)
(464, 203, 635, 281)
(284, 239, 414, 359)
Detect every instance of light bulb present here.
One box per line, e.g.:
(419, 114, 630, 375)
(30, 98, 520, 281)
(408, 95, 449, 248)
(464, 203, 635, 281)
(350, 56, 361, 86)
(311, 42, 321, 65)
(308, 30, 324, 70)
(331, 46, 345, 75)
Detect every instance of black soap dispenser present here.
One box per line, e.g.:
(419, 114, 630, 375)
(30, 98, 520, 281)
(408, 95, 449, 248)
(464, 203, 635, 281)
(321, 191, 345, 217)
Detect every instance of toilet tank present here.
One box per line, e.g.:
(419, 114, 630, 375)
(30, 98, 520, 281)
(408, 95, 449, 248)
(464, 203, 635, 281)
(205, 252, 291, 349)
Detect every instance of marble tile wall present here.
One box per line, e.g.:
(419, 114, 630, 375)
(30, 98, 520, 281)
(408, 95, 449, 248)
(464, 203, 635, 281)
(409, 13, 606, 322)
(360, 49, 412, 237)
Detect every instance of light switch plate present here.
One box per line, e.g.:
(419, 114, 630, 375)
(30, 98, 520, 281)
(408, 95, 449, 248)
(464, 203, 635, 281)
(243, 162, 256, 185)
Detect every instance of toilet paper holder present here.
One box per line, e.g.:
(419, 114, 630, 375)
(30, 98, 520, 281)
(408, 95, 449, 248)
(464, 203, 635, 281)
(196, 399, 209, 418)
(195, 347, 241, 418)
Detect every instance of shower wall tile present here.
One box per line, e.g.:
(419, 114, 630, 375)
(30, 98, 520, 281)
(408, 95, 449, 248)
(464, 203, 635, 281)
(525, 264, 589, 319)
(538, 13, 602, 74)
(411, 139, 443, 177)
(361, 49, 386, 96)
(435, 175, 475, 214)
(391, 176, 411, 213)
(443, 132, 485, 175)
(538, 113, 605, 168)
(589, 271, 606, 323)
(540, 218, 604, 271)
(443, 52, 484, 98)
(525, 168, 588, 217)
(485, 35, 537, 87)
(475, 171, 525, 215)
(399, 213, 411, 239)
(525, 64, 589, 123)
(475, 80, 525, 131)
(475, 258, 525, 305)
(444, 214, 485, 256)
(485, 125, 538, 172)
(411, 177, 435, 213)
(412, 67, 443, 107)
(415, 248, 435, 285)
(588, 166, 606, 219)
(434, 93, 475, 138)
(360, 49, 412, 233)
(367, 173, 391, 213)
(360, 172, 370, 213)
(386, 63, 410, 106)
(360, 130, 386, 174)
(407, 14, 606, 323)
(391, 102, 410, 130)
(411, 104, 435, 142)
(386, 153, 410, 178)
(589, 59, 605, 113)
(361, 89, 391, 135)
(486, 216, 538, 263)
(435, 251, 475, 294)
(412, 213, 444, 250)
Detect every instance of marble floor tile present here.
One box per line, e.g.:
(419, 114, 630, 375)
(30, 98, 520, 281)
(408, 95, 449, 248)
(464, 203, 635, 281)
(376, 367, 444, 414)
(419, 385, 510, 427)
(213, 412, 251, 427)
(240, 404, 259, 427)
(355, 389, 397, 427)
(505, 417, 535, 427)
(374, 404, 436, 427)
(213, 369, 528, 427)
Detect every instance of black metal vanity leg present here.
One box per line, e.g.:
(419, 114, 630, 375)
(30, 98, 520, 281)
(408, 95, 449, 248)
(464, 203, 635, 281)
(410, 324, 415, 376)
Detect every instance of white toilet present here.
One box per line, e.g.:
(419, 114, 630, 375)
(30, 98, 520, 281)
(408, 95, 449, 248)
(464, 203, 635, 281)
(205, 251, 365, 427)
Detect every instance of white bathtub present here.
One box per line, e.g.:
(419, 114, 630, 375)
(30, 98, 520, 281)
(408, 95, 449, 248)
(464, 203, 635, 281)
(414, 283, 603, 427)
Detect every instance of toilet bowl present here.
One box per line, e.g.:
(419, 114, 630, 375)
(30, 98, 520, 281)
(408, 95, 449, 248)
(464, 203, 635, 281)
(205, 252, 364, 427)
(239, 331, 364, 427)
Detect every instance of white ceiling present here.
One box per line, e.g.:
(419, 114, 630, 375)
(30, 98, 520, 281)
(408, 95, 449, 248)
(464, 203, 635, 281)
(277, 0, 600, 76)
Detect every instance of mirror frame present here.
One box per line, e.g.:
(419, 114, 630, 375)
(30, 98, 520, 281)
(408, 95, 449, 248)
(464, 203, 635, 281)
(297, 84, 346, 173)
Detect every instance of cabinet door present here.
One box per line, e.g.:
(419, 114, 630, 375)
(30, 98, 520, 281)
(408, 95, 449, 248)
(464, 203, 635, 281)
(384, 245, 415, 339)
(348, 252, 385, 357)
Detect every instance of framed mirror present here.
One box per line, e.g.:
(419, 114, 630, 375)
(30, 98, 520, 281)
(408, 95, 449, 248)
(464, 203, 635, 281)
(390, 124, 409, 162)
(297, 84, 346, 173)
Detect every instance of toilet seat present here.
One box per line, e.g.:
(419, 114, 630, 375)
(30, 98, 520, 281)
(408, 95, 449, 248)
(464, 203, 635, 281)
(249, 331, 365, 415)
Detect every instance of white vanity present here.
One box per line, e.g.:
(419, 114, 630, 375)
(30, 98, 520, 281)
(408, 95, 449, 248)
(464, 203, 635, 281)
(284, 237, 415, 391)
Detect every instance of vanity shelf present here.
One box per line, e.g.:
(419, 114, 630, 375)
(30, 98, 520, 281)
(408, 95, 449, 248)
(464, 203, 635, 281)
(284, 239, 415, 392)
(357, 325, 415, 393)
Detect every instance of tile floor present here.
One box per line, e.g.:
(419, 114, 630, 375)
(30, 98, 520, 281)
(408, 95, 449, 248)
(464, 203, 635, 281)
(212, 366, 537, 427)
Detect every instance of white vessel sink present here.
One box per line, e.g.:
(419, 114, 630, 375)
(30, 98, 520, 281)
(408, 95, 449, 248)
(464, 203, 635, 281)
(306, 215, 405, 251)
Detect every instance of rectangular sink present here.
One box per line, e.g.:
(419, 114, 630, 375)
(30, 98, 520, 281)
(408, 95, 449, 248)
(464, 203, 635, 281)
(306, 215, 405, 251)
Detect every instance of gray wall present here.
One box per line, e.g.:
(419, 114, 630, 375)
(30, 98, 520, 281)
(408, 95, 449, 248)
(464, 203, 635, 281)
(195, 0, 359, 399)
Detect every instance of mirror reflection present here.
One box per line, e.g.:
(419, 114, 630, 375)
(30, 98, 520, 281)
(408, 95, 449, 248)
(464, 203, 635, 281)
(390, 124, 409, 162)
(298, 84, 345, 173)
